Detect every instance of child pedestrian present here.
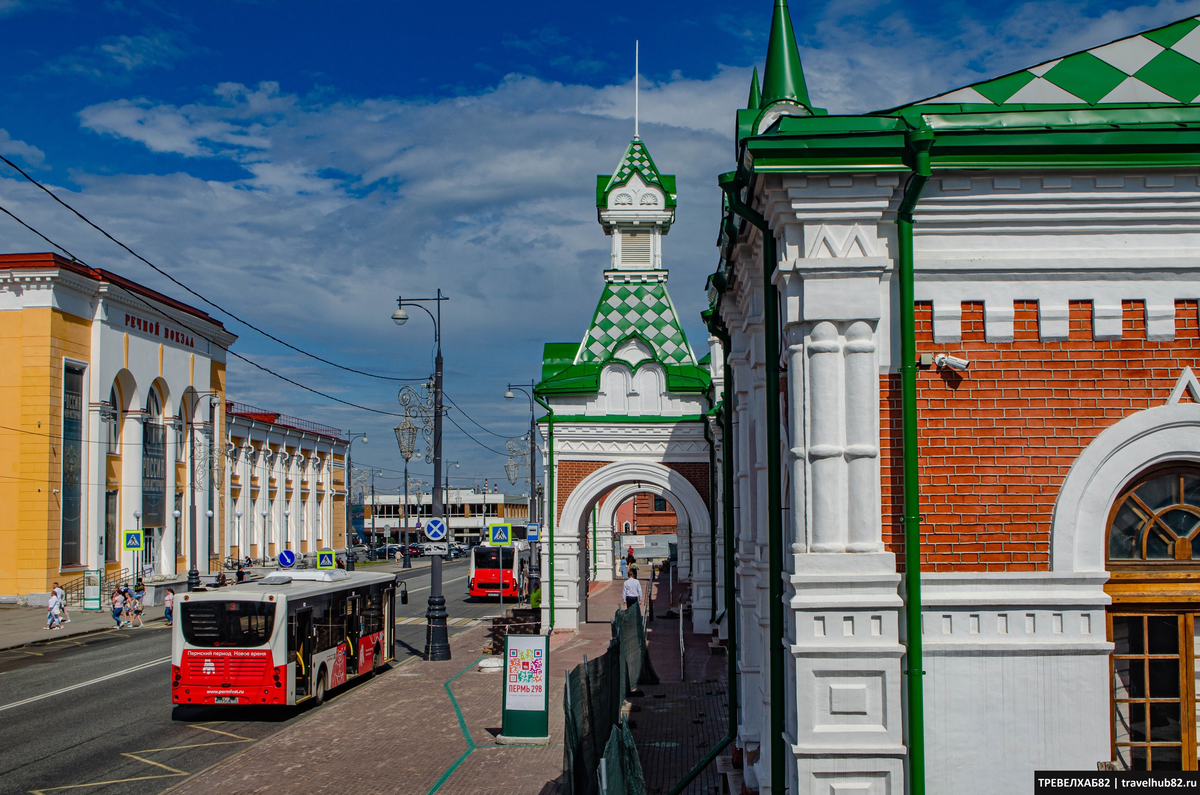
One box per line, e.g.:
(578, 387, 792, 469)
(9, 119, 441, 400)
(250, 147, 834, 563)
(52, 581, 70, 624)
(119, 585, 133, 627)
(129, 591, 144, 628)
(164, 588, 175, 627)
(45, 589, 62, 630)
(111, 588, 124, 629)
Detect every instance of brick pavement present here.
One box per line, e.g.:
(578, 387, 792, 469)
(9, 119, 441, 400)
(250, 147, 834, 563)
(168, 586, 628, 795)
(632, 564, 731, 795)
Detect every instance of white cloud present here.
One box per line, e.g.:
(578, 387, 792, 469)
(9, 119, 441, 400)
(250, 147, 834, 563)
(9, 0, 1199, 478)
(44, 29, 188, 83)
(0, 129, 45, 167)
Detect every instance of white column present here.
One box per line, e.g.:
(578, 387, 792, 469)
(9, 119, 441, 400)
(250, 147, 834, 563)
(120, 412, 142, 576)
(86, 405, 106, 570)
(807, 321, 845, 553)
(844, 321, 882, 552)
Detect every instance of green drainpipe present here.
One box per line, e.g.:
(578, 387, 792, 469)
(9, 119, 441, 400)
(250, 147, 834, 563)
(533, 392, 555, 630)
(719, 171, 785, 795)
(898, 129, 934, 795)
(704, 405, 719, 625)
(668, 313, 738, 795)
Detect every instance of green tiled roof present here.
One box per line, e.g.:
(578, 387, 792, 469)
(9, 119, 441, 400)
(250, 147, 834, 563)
(577, 279, 695, 365)
(596, 139, 678, 208)
(915, 16, 1200, 107)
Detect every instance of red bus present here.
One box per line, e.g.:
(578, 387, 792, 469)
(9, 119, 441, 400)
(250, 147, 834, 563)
(172, 569, 396, 707)
(468, 541, 530, 599)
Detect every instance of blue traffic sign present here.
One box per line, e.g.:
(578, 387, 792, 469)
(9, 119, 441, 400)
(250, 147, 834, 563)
(490, 523, 512, 546)
(425, 518, 447, 541)
(278, 549, 295, 568)
(317, 550, 335, 569)
(123, 530, 143, 551)
(526, 523, 540, 543)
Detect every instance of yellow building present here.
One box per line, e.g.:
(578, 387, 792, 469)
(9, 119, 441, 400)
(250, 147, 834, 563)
(0, 252, 237, 602)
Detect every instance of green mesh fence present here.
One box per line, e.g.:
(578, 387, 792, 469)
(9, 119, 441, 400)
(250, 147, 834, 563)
(597, 716, 645, 795)
(563, 604, 653, 795)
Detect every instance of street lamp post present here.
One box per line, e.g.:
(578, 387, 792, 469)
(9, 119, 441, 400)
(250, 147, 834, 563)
(393, 289, 451, 661)
(444, 460, 459, 542)
(395, 419, 418, 569)
(505, 383, 540, 596)
(235, 509, 242, 555)
(346, 432, 368, 549)
(187, 392, 221, 591)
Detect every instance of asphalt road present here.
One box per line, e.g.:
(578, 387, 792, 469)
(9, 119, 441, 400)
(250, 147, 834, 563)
(0, 558, 515, 795)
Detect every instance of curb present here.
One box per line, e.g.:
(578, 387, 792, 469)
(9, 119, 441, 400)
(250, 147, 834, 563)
(0, 616, 169, 653)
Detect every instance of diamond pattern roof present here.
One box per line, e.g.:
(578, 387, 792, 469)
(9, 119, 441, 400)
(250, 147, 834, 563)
(576, 279, 695, 366)
(604, 139, 666, 194)
(917, 16, 1200, 106)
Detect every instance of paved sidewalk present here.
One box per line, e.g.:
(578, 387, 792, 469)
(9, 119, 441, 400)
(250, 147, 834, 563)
(168, 591, 628, 795)
(0, 604, 168, 651)
(632, 564, 731, 795)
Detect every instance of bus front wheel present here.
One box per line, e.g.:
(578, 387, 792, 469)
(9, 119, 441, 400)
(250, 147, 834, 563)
(314, 667, 327, 706)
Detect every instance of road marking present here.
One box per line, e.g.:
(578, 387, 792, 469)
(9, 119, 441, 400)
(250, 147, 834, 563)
(0, 655, 170, 713)
(28, 723, 254, 794)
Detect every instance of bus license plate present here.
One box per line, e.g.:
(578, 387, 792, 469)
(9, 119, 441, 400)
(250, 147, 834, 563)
(215, 697, 239, 704)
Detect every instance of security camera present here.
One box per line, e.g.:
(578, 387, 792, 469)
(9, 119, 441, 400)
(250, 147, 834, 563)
(934, 353, 970, 372)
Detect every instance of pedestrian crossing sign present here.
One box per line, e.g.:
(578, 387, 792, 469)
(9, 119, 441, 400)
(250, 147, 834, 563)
(317, 549, 335, 569)
(123, 529, 143, 551)
(489, 523, 512, 546)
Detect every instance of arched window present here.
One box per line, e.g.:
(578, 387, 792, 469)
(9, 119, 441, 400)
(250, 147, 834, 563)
(1107, 465, 1200, 563)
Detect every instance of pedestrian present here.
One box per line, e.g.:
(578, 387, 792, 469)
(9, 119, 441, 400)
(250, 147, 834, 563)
(133, 578, 145, 603)
(244, 555, 252, 569)
(236, 563, 246, 583)
(45, 589, 63, 630)
(336, 556, 346, 570)
(622, 568, 643, 610)
(217, 571, 228, 588)
(627, 546, 636, 566)
(52, 581, 70, 624)
(111, 588, 125, 629)
(164, 588, 175, 627)
(129, 592, 144, 628)
(120, 585, 133, 627)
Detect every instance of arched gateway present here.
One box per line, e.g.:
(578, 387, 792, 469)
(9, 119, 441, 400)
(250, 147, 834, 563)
(534, 136, 720, 631)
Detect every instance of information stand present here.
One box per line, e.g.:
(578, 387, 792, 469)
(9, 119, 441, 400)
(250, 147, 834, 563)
(496, 633, 550, 745)
(82, 570, 101, 611)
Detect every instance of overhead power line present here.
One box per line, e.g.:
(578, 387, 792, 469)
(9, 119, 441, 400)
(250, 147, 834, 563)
(0, 201, 408, 419)
(445, 413, 508, 456)
(0, 154, 426, 383)
(443, 392, 515, 439)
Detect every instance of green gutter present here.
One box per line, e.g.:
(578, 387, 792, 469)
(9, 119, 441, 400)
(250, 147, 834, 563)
(426, 655, 487, 795)
(898, 129, 934, 795)
(668, 308, 739, 795)
(719, 171, 786, 795)
(703, 404, 719, 625)
(533, 391, 556, 630)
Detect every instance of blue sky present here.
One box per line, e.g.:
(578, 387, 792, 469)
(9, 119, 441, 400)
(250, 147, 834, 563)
(0, 0, 1196, 490)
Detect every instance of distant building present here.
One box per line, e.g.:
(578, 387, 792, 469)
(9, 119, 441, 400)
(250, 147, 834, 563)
(223, 403, 349, 562)
(615, 493, 678, 535)
(364, 488, 528, 546)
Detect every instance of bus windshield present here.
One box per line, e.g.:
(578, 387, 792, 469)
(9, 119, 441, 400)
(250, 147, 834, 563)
(473, 547, 514, 569)
(181, 600, 276, 647)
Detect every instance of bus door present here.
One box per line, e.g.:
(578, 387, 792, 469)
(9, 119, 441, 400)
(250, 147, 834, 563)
(384, 586, 395, 660)
(294, 608, 313, 698)
(344, 596, 362, 673)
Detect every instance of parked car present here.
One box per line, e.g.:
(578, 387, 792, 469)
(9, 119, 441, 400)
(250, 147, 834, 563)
(375, 543, 405, 559)
(406, 543, 424, 558)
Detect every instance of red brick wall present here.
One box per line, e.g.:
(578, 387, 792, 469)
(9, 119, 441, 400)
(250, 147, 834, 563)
(556, 460, 611, 523)
(664, 461, 711, 510)
(881, 299, 1200, 572)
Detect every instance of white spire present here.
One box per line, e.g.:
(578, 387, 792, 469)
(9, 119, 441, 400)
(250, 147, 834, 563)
(634, 40, 639, 140)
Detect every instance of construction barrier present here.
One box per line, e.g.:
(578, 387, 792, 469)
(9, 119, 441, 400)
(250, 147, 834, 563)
(562, 602, 655, 795)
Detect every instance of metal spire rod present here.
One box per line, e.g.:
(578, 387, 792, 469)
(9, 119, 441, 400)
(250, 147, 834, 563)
(635, 40, 639, 140)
